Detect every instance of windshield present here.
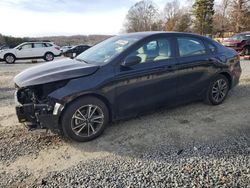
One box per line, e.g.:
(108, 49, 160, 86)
(231, 34, 250, 41)
(76, 35, 142, 65)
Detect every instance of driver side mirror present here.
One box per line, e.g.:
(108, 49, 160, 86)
(121, 56, 141, 67)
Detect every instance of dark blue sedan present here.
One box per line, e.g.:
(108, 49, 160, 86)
(14, 32, 242, 142)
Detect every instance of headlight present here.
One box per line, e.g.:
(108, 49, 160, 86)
(14, 90, 22, 106)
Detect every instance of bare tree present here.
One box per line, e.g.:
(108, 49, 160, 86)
(175, 13, 192, 32)
(213, 0, 231, 36)
(0, 34, 4, 45)
(124, 0, 159, 32)
(229, 0, 250, 32)
(163, 0, 181, 31)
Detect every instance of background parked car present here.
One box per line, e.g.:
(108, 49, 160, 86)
(63, 44, 91, 58)
(60, 46, 72, 53)
(0, 45, 10, 50)
(222, 31, 250, 55)
(0, 41, 62, 64)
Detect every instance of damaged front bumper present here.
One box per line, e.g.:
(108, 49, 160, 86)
(15, 94, 64, 130)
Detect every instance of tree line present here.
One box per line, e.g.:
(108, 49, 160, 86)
(0, 34, 29, 48)
(124, 0, 250, 37)
(0, 34, 112, 47)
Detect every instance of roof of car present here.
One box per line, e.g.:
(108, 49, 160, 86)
(74, 44, 90, 47)
(118, 31, 205, 38)
(239, 31, 250, 34)
(27, 40, 52, 42)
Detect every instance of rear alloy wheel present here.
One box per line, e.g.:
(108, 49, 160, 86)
(44, 52, 54, 61)
(206, 75, 229, 105)
(62, 97, 109, 142)
(4, 54, 15, 64)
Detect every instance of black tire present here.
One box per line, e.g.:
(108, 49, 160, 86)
(44, 52, 54, 61)
(61, 97, 109, 142)
(205, 74, 230, 105)
(243, 46, 250, 56)
(4, 54, 16, 64)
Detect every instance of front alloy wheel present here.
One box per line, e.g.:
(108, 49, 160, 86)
(62, 97, 109, 142)
(71, 105, 104, 137)
(5, 54, 15, 64)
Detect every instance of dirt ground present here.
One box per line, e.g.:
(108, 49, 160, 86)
(0, 59, 249, 187)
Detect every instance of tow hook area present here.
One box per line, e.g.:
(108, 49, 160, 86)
(16, 104, 52, 123)
(24, 122, 49, 133)
(16, 102, 63, 130)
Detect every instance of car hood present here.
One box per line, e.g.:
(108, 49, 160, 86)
(14, 58, 99, 88)
(0, 48, 13, 53)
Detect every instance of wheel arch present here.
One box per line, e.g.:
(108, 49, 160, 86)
(44, 51, 54, 56)
(4, 53, 16, 59)
(58, 93, 113, 129)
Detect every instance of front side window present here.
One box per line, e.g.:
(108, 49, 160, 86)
(127, 38, 172, 64)
(21, 44, 32, 49)
(77, 36, 143, 65)
(177, 37, 206, 57)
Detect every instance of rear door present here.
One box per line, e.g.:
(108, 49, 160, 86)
(114, 36, 179, 118)
(33, 43, 47, 57)
(175, 36, 214, 102)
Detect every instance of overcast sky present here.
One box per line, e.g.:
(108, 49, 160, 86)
(0, 0, 209, 37)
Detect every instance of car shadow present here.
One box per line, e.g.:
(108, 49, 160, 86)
(68, 83, 250, 160)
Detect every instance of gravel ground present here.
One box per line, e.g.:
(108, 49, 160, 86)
(0, 59, 249, 187)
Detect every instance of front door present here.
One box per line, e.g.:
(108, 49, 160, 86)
(114, 37, 179, 118)
(16, 43, 34, 58)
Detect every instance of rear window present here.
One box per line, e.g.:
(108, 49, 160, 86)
(45, 43, 53, 47)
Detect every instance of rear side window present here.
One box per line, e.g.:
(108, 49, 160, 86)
(34, 43, 46, 48)
(177, 37, 206, 57)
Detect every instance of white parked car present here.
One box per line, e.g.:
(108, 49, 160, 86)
(0, 42, 62, 64)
